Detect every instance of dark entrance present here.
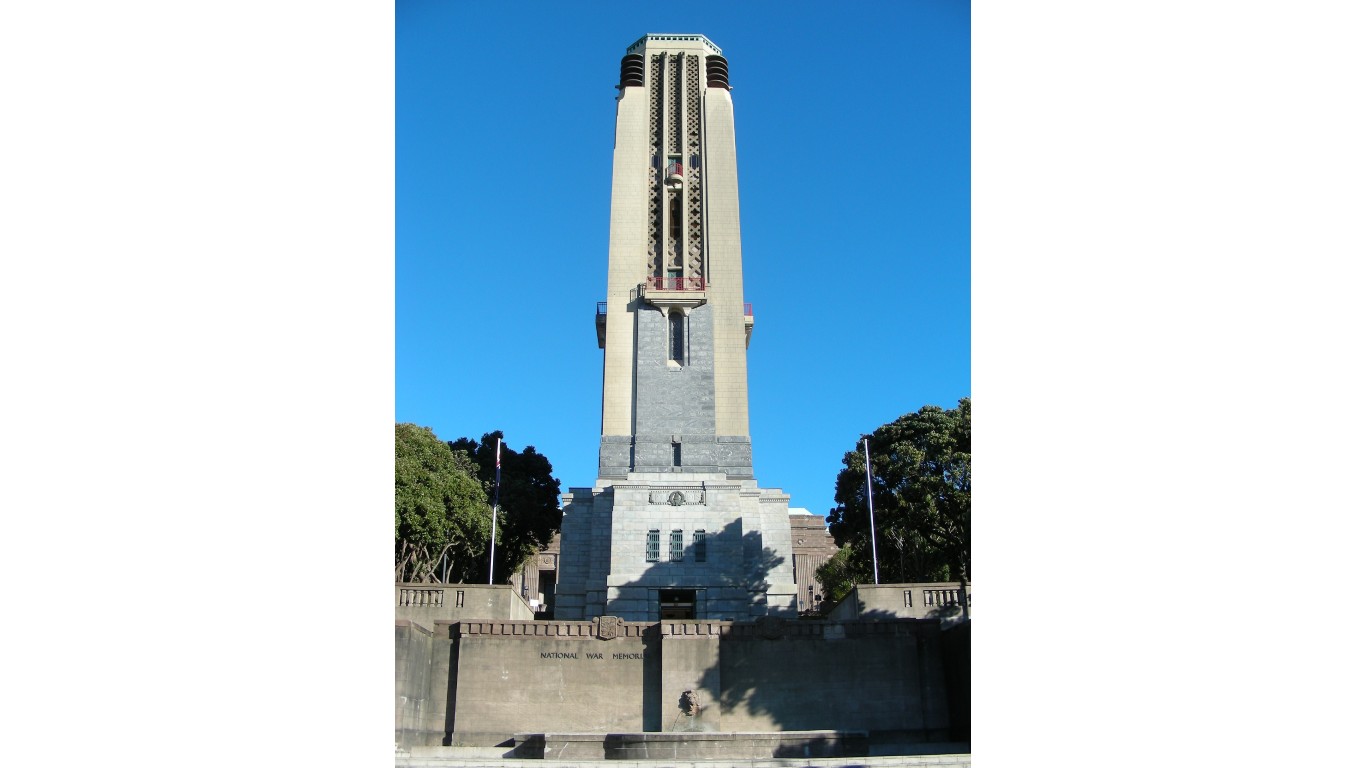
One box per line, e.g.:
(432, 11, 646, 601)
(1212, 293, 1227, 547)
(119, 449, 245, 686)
(537, 570, 556, 618)
(659, 589, 696, 619)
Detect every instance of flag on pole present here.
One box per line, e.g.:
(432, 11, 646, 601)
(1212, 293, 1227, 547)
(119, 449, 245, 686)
(489, 437, 502, 585)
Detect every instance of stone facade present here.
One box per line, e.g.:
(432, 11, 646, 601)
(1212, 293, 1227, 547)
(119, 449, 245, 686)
(555, 473, 798, 622)
(790, 513, 841, 614)
(397, 608, 958, 749)
(511, 514, 838, 622)
(558, 34, 802, 622)
(512, 533, 561, 616)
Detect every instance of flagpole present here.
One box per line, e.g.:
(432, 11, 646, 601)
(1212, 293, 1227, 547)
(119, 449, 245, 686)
(488, 437, 501, 585)
(864, 436, 880, 585)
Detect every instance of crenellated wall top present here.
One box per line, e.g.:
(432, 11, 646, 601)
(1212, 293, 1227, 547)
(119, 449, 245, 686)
(626, 34, 722, 56)
(453, 616, 939, 640)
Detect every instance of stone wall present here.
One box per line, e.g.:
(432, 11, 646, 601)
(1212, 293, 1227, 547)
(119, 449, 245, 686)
(424, 615, 955, 748)
(395, 620, 436, 746)
(449, 619, 662, 745)
(717, 620, 951, 738)
(395, 583, 534, 630)
(827, 583, 971, 622)
(554, 474, 797, 622)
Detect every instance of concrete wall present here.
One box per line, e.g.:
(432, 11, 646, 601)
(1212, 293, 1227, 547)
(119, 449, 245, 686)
(395, 620, 436, 746)
(827, 583, 971, 622)
(717, 620, 950, 738)
(449, 619, 661, 746)
(395, 583, 534, 629)
(420, 616, 955, 748)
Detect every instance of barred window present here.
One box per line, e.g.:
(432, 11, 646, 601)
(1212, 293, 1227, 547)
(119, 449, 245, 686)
(646, 530, 660, 562)
(693, 530, 706, 562)
(669, 530, 684, 561)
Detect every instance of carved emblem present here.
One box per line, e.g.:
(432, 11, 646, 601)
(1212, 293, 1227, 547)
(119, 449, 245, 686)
(648, 488, 706, 505)
(594, 615, 624, 641)
(756, 615, 785, 640)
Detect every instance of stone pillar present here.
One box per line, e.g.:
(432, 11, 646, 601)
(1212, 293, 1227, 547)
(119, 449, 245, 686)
(658, 620, 723, 732)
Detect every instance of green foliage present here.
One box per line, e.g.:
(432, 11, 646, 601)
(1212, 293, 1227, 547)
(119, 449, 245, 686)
(814, 545, 862, 607)
(395, 423, 491, 583)
(826, 398, 971, 584)
(448, 431, 562, 585)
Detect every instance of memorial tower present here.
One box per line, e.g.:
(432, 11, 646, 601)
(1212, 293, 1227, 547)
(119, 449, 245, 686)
(555, 35, 798, 621)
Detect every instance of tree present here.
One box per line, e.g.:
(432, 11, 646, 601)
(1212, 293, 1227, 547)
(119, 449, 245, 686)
(814, 545, 859, 607)
(824, 398, 970, 588)
(395, 423, 491, 583)
(448, 431, 562, 585)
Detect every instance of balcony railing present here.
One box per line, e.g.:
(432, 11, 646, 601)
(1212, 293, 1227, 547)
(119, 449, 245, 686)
(601, 298, 751, 318)
(642, 276, 705, 291)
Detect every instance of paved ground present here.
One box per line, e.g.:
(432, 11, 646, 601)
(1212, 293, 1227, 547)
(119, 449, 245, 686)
(395, 745, 972, 768)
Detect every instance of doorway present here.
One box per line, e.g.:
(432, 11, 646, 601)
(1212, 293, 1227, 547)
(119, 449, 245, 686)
(659, 589, 696, 619)
(537, 570, 556, 618)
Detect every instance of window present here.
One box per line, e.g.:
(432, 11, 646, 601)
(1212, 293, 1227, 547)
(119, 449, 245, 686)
(693, 530, 706, 562)
(646, 530, 660, 562)
(669, 530, 684, 561)
(672, 441, 682, 467)
(668, 312, 684, 364)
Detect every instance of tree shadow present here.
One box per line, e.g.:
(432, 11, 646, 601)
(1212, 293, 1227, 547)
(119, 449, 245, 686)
(704, 604, 966, 754)
(609, 518, 792, 620)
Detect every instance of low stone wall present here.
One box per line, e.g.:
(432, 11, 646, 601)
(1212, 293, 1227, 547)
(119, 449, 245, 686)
(827, 582, 971, 622)
(440, 616, 953, 747)
(451, 618, 662, 745)
(717, 619, 951, 737)
(395, 583, 534, 629)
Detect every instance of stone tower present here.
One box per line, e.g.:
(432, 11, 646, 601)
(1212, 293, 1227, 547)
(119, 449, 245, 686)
(555, 34, 797, 622)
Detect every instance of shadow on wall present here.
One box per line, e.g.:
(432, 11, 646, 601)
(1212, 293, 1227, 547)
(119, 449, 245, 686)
(614, 517, 790, 617)
(709, 606, 961, 742)
(612, 518, 789, 733)
(613, 516, 958, 739)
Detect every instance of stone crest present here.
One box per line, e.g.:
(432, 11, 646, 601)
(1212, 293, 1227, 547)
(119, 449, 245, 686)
(593, 615, 625, 641)
(648, 488, 706, 505)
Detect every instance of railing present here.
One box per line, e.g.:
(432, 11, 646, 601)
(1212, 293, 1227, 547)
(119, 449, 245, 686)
(606, 292, 749, 316)
(398, 587, 448, 607)
(920, 588, 971, 608)
(642, 276, 705, 291)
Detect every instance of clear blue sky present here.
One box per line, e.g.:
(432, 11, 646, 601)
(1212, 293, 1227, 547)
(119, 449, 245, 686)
(397, 0, 970, 517)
